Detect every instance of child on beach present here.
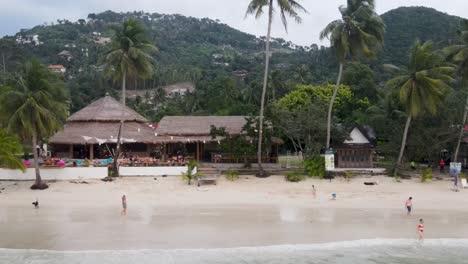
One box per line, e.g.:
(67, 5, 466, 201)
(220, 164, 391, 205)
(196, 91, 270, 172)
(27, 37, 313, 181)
(405, 197, 413, 216)
(121, 194, 127, 216)
(418, 219, 424, 240)
(312, 185, 316, 199)
(330, 193, 336, 200)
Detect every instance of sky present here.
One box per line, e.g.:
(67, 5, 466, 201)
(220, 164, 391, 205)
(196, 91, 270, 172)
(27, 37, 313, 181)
(1, 0, 467, 46)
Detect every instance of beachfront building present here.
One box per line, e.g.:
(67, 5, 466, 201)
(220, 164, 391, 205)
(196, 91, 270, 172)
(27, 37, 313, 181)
(335, 126, 376, 168)
(49, 94, 157, 159)
(49, 95, 280, 163)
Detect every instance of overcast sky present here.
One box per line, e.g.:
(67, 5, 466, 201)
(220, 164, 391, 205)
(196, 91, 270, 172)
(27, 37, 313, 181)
(1, 0, 467, 45)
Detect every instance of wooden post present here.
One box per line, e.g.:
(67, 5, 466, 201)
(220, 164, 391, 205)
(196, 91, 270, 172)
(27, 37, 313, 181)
(89, 144, 94, 160)
(69, 144, 73, 158)
(163, 143, 167, 161)
(196, 142, 200, 161)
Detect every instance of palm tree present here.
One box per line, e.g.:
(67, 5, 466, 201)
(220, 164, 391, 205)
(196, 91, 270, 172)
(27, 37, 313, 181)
(320, 0, 385, 149)
(385, 41, 455, 176)
(246, 0, 307, 176)
(0, 59, 68, 189)
(444, 19, 468, 162)
(103, 19, 156, 176)
(0, 129, 26, 171)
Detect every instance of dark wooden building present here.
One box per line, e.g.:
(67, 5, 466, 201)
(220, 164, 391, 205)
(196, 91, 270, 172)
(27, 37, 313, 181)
(335, 126, 376, 168)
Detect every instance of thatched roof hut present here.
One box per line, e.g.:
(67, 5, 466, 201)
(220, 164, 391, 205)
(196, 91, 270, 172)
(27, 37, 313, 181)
(50, 95, 158, 145)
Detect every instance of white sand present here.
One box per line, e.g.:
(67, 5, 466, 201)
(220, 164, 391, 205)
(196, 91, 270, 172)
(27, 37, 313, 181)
(1, 175, 467, 250)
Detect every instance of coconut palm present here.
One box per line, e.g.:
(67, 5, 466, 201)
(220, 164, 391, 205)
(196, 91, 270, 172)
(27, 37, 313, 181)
(0, 129, 26, 171)
(103, 19, 156, 176)
(319, 0, 385, 149)
(385, 41, 455, 176)
(0, 59, 68, 189)
(246, 0, 307, 176)
(444, 19, 468, 162)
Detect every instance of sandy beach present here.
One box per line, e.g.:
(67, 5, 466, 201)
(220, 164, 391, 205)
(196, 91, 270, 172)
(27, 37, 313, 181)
(1, 175, 468, 250)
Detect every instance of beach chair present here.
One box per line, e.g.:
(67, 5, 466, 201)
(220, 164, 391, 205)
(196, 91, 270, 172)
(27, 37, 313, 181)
(462, 178, 468, 189)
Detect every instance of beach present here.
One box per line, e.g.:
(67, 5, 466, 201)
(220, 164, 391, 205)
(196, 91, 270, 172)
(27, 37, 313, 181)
(1, 175, 468, 251)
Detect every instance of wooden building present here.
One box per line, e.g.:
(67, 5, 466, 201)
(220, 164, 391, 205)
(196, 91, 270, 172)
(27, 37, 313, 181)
(335, 126, 376, 168)
(49, 94, 158, 159)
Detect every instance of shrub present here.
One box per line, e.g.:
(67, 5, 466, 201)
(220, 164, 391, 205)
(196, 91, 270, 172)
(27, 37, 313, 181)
(224, 169, 239, 181)
(181, 160, 199, 185)
(304, 156, 325, 178)
(420, 168, 433, 182)
(286, 172, 305, 182)
(343, 170, 353, 182)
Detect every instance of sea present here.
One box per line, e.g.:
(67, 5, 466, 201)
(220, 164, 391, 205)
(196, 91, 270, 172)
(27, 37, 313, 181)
(1, 239, 467, 264)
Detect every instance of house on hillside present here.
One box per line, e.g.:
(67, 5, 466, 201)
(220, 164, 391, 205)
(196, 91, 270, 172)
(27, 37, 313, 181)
(334, 126, 376, 168)
(162, 82, 195, 97)
(48, 65, 66, 74)
(58, 50, 73, 61)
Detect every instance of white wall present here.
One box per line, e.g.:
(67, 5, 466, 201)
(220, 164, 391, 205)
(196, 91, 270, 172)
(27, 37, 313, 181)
(119, 166, 192, 177)
(0, 166, 193, 180)
(0, 167, 108, 180)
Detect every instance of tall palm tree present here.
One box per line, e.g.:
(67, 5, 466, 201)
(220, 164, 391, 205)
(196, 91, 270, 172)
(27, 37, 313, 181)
(246, 0, 307, 176)
(0, 129, 26, 171)
(103, 19, 156, 176)
(385, 41, 455, 176)
(444, 19, 468, 162)
(320, 0, 384, 149)
(0, 59, 68, 189)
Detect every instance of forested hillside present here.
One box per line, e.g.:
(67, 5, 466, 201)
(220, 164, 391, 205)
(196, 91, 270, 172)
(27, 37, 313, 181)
(0, 6, 466, 163)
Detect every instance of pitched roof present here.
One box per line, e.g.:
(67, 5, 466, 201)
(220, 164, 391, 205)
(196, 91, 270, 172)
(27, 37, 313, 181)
(49, 121, 158, 144)
(156, 116, 248, 136)
(48, 65, 65, 69)
(68, 95, 148, 122)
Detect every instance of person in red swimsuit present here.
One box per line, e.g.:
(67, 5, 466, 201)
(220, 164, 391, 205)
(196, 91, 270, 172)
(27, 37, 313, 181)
(418, 219, 424, 240)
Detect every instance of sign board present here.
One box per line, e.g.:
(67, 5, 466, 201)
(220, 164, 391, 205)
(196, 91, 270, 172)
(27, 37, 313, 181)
(324, 151, 335, 171)
(450, 162, 462, 175)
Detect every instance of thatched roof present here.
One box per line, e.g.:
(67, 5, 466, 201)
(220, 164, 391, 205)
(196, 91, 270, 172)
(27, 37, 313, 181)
(49, 121, 159, 144)
(156, 116, 248, 136)
(68, 95, 147, 122)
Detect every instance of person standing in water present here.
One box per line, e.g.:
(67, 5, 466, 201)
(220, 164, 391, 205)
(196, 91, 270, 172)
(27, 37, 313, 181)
(121, 194, 127, 216)
(405, 197, 413, 216)
(418, 219, 424, 240)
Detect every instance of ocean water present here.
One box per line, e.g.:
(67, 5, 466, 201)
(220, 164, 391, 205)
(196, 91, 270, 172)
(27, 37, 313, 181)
(1, 239, 467, 264)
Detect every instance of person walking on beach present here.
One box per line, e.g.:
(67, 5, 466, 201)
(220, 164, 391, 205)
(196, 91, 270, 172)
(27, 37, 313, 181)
(312, 185, 316, 199)
(405, 197, 413, 216)
(418, 219, 424, 240)
(439, 159, 445, 173)
(121, 194, 127, 216)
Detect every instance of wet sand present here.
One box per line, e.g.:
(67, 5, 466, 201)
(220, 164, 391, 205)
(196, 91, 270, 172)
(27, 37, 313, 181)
(1, 176, 468, 250)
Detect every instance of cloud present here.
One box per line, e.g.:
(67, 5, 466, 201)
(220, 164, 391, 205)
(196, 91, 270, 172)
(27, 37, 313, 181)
(1, 0, 467, 45)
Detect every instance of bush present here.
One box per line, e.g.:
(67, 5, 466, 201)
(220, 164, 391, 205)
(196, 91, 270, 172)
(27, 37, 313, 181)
(343, 170, 353, 182)
(224, 169, 239, 181)
(304, 156, 325, 178)
(286, 172, 305, 182)
(420, 168, 433, 182)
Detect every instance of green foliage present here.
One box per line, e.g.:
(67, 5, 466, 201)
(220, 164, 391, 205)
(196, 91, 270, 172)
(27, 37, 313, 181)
(420, 168, 433, 182)
(0, 129, 26, 171)
(343, 170, 353, 182)
(285, 172, 305, 182)
(304, 156, 325, 178)
(181, 160, 200, 185)
(224, 169, 240, 181)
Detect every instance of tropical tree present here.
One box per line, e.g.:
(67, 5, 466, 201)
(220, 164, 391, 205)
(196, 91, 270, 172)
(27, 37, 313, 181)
(245, 0, 307, 176)
(319, 0, 385, 149)
(444, 19, 468, 162)
(0, 129, 26, 171)
(385, 41, 455, 176)
(103, 19, 156, 176)
(0, 59, 68, 189)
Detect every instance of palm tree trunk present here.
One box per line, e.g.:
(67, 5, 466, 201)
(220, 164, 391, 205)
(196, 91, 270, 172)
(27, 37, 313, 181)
(257, 1, 273, 177)
(112, 72, 126, 177)
(31, 133, 47, 189)
(394, 115, 412, 177)
(326, 63, 344, 149)
(454, 89, 468, 162)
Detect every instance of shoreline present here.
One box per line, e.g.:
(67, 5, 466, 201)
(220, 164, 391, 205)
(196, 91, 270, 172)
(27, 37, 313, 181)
(1, 176, 468, 250)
